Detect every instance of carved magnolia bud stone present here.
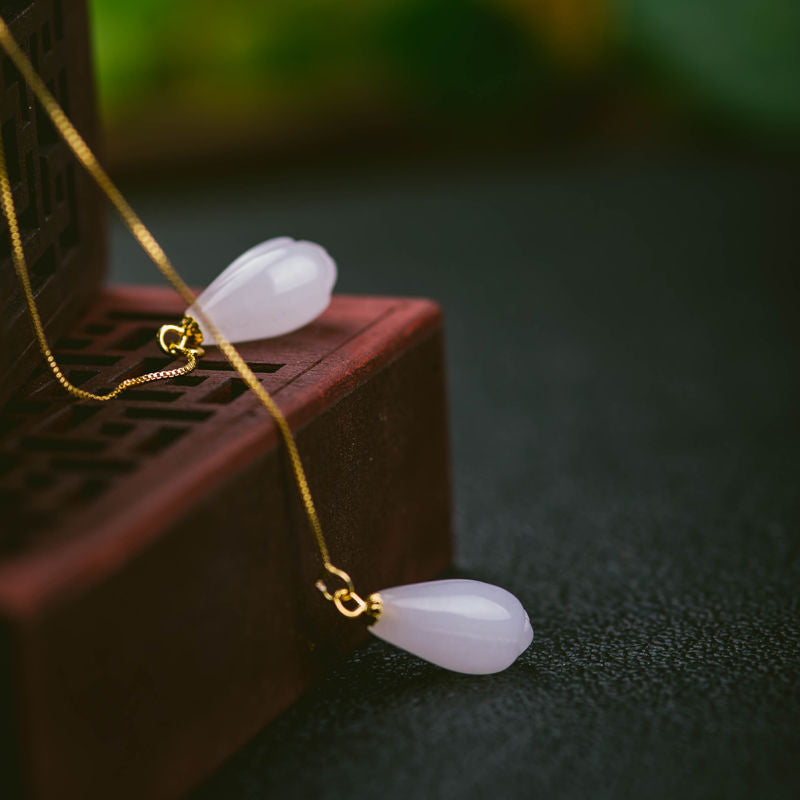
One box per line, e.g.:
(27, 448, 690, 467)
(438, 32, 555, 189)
(187, 237, 337, 344)
(368, 579, 533, 674)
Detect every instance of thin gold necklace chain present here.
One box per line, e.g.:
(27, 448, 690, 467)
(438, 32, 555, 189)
(0, 16, 368, 612)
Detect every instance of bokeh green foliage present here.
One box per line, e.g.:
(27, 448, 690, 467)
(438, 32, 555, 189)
(90, 0, 800, 141)
(625, 0, 800, 134)
(90, 0, 542, 116)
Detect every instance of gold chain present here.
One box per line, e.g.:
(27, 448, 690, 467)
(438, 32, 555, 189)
(0, 144, 202, 398)
(0, 15, 370, 611)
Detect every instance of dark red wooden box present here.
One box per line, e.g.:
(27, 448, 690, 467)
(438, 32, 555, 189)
(0, 288, 452, 799)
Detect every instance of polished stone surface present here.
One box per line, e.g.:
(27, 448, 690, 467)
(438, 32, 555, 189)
(187, 236, 336, 344)
(370, 579, 533, 674)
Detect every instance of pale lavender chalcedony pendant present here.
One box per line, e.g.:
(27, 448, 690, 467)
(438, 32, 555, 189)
(186, 237, 337, 344)
(368, 579, 533, 674)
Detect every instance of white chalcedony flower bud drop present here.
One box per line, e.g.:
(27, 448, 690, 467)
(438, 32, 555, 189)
(368, 579, 533, 674)
(187, 237, 337, 344)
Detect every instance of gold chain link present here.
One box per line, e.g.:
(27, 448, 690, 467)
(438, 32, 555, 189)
(0, 16, 364, 597)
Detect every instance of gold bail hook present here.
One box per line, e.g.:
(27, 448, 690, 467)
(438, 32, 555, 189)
(158, 315, 205, 357)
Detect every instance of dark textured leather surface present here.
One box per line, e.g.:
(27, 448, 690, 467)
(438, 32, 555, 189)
(110, 152, 800, 800)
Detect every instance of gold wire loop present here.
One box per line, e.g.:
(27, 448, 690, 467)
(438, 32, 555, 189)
(333, 588, 367, 618)
(315, 565, 382, 621)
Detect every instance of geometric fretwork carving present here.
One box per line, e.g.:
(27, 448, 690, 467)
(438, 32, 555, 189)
(0, 0, 105, 405)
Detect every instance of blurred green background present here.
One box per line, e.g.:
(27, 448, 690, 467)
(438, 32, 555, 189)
(88, 0, 800, 175)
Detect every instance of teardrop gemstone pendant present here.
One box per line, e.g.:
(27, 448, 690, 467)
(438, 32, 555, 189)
(186, 237, 337, 344)
(368, 579, 533, 674)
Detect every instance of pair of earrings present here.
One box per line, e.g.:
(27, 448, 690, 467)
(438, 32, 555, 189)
(182, 237, 534, 675)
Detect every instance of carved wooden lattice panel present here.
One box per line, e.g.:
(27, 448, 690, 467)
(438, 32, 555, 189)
(0, 0, 105, 405)
(0, 289, 448, 561)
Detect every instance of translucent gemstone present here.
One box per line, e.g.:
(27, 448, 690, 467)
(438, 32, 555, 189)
(369, 579, 533, 674)
(186, 237, 337, 345)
